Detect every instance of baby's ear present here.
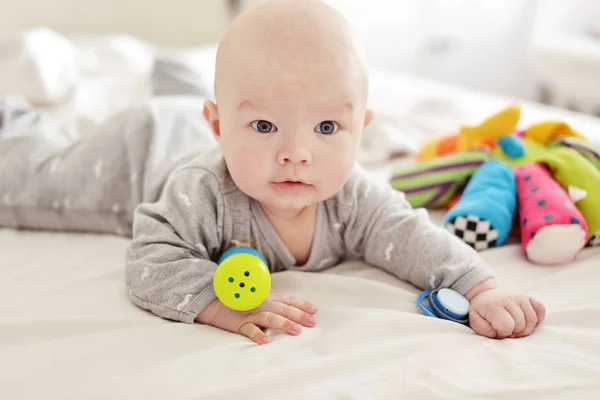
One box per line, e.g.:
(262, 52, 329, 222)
(203, 100, 221, 138)
(364, 109, 374, 128)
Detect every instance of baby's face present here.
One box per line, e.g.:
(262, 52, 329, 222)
(204, 0, 372, 215)
(207, 60, 371, 214)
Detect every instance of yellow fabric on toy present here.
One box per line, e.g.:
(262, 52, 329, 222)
(524, 121, 588, 145)
(461, 104, 521, 141)
(493, 139, 600, 239)
(417, 104, 521, 161)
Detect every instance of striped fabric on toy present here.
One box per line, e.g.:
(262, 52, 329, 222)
(389, 151, 488, 209)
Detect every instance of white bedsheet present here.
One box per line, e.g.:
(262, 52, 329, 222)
(2, 42, 600, 399)
(2, 216, 600, 399)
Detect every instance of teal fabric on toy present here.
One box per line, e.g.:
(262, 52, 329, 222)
(444, 159, 517, 246)
(498, 135, 526, 159)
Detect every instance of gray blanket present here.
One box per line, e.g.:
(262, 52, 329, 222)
(0, 95, 216, 237)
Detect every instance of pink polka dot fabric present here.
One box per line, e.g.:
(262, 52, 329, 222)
(515, 163, 589, 264)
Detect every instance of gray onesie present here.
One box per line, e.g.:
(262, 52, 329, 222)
(126, 150, 494, 324)
(0, 96, 493, 324)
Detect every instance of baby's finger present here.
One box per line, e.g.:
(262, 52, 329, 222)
(251, 311, 302, 336)
(470, 309, 497, 339)
(530, 297, 546, 325)
(490, 307, 515, 339)
(268, 301, 316, 327)
(504, 300, 526, 335)
(510, 298, 538, 338)
(239, 322, 270, 345)
(273, 293, 318, 315)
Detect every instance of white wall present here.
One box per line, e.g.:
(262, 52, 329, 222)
(533, 0, 600, 38)
(323, 0, 540, 100)
(3, 0, 598, 101)
(0, 0, 232, 47)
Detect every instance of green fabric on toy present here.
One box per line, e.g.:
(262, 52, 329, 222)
(491, 137, 548, 165)
(543, 147, 600, 240)
(548, 136, 600, 171)
(389, 151, 489, 208)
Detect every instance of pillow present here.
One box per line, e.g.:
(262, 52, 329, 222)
(0, 28, 79, 105)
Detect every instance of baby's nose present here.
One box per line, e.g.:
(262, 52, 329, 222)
(278, 147, 312, 166)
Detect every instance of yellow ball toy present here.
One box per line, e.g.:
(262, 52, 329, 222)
(213, 246, 271, 311)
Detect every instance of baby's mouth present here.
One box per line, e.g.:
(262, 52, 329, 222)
(272, 180, 312, 190)
(274, 178, 307, 184)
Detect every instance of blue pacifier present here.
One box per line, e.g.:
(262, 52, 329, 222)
(417, 288, 470, 325)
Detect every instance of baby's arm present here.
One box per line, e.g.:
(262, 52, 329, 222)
(125, 166, 318, 343)
(342, 170, 545, 338)
(343, 172, 494, 296)
(125, 166, 223, 323)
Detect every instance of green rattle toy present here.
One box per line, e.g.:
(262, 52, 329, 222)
(214, 246, 271, 311)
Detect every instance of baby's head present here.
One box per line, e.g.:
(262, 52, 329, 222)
(204, 0, 372, 215)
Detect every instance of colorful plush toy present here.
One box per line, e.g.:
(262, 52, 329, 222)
(391, 104, 600, 266)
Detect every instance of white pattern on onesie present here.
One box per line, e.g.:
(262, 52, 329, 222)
(384, 243, 393, 261)
(178, 191, 192, 207)
(94, 159, 103, 179)
(141, 267, 150, 281)
(176, 294, 193, 311)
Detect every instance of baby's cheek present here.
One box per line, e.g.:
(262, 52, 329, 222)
(319, 147, 355, 194)
(229, 148, 269, 187)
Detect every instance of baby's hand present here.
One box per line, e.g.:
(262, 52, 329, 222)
(195, 290, 318, 344)
(467, 279, 546, 339)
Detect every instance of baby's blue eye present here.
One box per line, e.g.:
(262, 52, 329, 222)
(251, 120, 276, 133)
(316, 121, 339, 135)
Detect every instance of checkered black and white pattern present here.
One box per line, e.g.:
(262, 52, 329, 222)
(587, 231, 600, 247)
(446, 215, 499, 251)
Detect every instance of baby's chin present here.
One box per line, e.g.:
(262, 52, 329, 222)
(258, 192, 319, 212)
(244, 185, 324, 214)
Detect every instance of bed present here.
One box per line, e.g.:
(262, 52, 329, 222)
(2, 37, 600, 400)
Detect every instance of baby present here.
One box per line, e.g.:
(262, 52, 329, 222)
(0, 0, 545, 345)
(125, 0, 545, 344)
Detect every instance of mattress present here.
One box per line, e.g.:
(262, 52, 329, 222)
(2, 40, 600, 399)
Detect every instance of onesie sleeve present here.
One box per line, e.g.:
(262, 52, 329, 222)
(340, 167, 494, 295)
(125, 166, 224, 323)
